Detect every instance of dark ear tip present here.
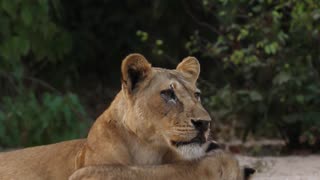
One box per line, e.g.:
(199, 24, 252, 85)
(244, 167, 256, 179)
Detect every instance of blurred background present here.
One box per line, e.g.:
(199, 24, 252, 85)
(0, 0, 319, 155)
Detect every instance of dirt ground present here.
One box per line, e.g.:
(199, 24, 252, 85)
(237, 155, 320, 180)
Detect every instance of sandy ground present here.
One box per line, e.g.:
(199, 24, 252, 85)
(237, 155, 320, 180)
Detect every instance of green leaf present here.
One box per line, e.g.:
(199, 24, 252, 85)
(273, 72, 291, 85)
(252, 5, 262, 13)
(1, 0, 16, 18)
(249, 91, 263, 101)
(19, 37, 30, 55)
(237, 29, 249, 41)
(264, 42, 279, 55)
(155, 39, 163, 46)
(296, 95, 304, 104)
(21, 8, 33, 26)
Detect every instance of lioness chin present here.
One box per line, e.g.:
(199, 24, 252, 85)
(0, 54, 254, 180)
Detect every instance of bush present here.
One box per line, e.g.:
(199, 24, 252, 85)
(0, 0, 86, 148)
(0, 0, 71, 73)
(0, 92, 89, 147)
(186, 0, 320, 149)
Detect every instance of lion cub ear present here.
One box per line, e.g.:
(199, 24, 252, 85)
(121, 53, 152, 94)
(176, 57, 200, 84)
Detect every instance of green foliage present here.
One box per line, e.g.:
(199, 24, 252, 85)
(0, 0, 319, 151)
(0, 92, 89, 147)
(0, 0, 81, 148)
(136, 30, 165, 56)
(187, 0, 320, 149)
(0, 0, 71, 74)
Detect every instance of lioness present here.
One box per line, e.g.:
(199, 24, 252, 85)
(0, 54, 253, 180)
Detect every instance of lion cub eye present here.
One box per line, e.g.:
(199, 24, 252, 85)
(194, 92, 201, 101)
(160, 89, 177, 104)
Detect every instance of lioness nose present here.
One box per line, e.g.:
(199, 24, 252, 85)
(191, 120, 210, 132)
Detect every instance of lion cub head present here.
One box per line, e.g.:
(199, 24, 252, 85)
(121, 53, 211, 159)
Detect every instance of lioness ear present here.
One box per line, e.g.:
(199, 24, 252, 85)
(121, 53, 152, 94)
(176, 57, 200, 84)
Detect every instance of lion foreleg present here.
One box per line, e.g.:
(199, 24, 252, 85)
(69, 162, 199, 180)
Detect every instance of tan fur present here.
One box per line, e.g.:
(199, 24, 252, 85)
(0, 54, 249, 180)
(69, 151, 244, 180)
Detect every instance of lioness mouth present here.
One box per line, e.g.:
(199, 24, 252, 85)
(171, 134, 207, 147)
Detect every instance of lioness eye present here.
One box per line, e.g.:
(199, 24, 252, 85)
(160, 89, 177, 103)
(195, 92, 201, 101)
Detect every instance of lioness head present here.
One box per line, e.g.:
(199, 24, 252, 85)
(121, 53, 211, 158)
